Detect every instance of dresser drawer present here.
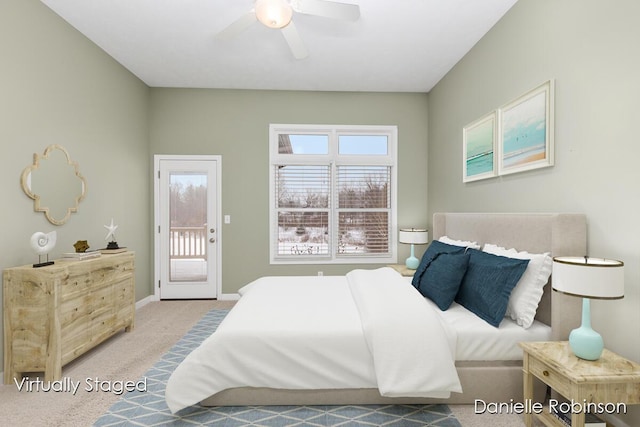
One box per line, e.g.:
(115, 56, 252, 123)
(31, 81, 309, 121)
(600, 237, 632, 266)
(60, 293, 90, 330)
(60, 256, 134, 299)
(528, 356, 572, 397)
(62, 323, 90, 364)
(89, 260, 134, 290)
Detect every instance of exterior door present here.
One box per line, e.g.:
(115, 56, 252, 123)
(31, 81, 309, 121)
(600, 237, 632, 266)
(154, 155, 221, 299)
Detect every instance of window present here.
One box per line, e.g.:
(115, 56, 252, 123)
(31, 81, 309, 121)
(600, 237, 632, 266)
(269, 124, 397, 264)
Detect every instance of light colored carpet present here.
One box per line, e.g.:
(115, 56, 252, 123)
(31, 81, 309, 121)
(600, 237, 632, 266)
(0, 300, 531, 426)
(451, 404, 528, 427)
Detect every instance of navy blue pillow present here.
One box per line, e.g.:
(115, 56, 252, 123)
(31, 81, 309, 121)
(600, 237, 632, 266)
(417, 251, 471, 310)
(412, 240, 466, 288)
(455, 249, 529, 327)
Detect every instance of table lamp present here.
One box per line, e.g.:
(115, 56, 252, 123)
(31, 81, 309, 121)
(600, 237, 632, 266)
(552, 256, 624, 361)
(399, 228, 429, 269)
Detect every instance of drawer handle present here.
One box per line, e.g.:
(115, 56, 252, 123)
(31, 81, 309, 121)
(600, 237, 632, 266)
(543, 370, 549, 377)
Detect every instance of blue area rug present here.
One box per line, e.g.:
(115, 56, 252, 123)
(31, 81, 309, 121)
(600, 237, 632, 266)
(94, 308, 462, 426)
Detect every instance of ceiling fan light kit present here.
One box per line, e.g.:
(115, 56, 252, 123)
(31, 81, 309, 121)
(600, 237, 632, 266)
(217, 0, 361, 59)
(255, 0, 293, 29)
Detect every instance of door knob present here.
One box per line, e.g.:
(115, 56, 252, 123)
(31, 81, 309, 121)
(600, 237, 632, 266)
(209, 238, 215, 243)
(210, 228, 215, 233)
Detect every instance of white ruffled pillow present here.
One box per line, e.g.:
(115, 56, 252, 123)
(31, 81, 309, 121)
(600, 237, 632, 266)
(438, 236, 481, 249)
(482, 243, 552, 329)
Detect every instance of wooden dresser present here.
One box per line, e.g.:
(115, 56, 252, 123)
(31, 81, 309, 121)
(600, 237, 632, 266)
(3, 251, 135, 384)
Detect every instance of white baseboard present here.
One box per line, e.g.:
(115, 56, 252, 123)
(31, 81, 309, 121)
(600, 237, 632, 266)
(135, 295, 155, 309)
(218, 293, 240, 301)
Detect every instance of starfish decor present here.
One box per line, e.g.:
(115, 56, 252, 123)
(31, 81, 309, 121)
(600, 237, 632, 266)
(103, 218, 120, 249)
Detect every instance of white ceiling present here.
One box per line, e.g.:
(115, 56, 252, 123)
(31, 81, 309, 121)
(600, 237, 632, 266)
(40, 0, 518, 92)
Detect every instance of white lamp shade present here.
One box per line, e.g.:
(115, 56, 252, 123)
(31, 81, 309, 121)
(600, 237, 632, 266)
(399, 229, 429, 245)
(552, 256, 624, 299)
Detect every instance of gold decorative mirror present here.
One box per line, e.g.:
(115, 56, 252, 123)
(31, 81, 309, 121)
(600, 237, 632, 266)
(21, 144, 87, 225)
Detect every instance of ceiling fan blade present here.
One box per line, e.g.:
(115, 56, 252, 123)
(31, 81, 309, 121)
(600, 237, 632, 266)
(280, 21, 309, 59)
(293, 0, 360, 21)
(215, 11, 257, 40)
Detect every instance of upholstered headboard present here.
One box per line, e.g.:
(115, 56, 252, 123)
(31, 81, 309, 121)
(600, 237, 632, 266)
(432, 213, 587, 340)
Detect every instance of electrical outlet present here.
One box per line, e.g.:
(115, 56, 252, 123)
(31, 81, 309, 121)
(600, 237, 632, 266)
(224, 215, 231, 224)
(318, 271, 323, 277)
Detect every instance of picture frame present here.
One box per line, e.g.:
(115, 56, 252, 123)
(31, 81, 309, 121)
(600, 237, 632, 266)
(463, 111, 497, 182)
(498, 80, 554, 176)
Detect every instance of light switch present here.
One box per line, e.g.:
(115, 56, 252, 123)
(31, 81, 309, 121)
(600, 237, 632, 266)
(224, 215, 231, 224)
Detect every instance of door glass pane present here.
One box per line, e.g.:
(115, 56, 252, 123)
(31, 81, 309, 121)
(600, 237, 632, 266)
(169, 172, 208, 282)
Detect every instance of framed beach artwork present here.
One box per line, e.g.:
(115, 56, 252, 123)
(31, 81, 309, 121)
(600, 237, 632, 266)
(463, 111, 497, 182)
(498, 80, 555, 175)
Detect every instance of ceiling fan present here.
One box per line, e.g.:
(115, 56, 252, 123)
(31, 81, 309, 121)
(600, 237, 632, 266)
(216, 0, 360, 59)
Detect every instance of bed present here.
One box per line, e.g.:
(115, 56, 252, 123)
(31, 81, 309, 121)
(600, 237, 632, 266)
(166, 212, 587, 413)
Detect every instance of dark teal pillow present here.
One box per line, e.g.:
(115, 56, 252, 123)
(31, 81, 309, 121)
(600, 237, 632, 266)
(455, 249, 529, 327)
(412, 240, 466, 288)
(417, 251, 470, 310)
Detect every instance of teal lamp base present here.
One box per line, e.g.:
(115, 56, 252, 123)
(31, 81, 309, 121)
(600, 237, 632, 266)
(569, 298, 604, 361)
(405, 244, 419, 269)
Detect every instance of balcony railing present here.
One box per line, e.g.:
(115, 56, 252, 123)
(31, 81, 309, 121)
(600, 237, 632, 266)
(169, 226, 207, 259)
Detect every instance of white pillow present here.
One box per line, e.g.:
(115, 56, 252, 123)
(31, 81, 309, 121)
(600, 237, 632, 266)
(482, 243, 552, 329)
(438, 236, 481, 249)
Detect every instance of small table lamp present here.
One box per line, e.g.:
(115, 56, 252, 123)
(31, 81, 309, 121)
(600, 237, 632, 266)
(552, 256, 624, 361)
(399, 228, 429, 270)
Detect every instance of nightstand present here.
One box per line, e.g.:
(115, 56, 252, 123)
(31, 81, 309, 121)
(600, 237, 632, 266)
(520, 341, 640, 427)
(387, 264, 416, 277)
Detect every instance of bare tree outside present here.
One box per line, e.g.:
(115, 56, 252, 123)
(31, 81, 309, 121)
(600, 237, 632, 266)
(169, 176, 208, 268)
(276, 165, 390, 256)
(338, 167, 389, 254)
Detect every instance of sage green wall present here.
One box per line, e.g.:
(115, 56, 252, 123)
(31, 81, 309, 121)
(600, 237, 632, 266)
(150, 89, 429, 293)
(0, 0, 150, 372)
(428, 0, 639, 423)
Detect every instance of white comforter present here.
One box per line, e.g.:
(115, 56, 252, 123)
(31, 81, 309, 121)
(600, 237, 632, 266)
(165, 267, 461, 413)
